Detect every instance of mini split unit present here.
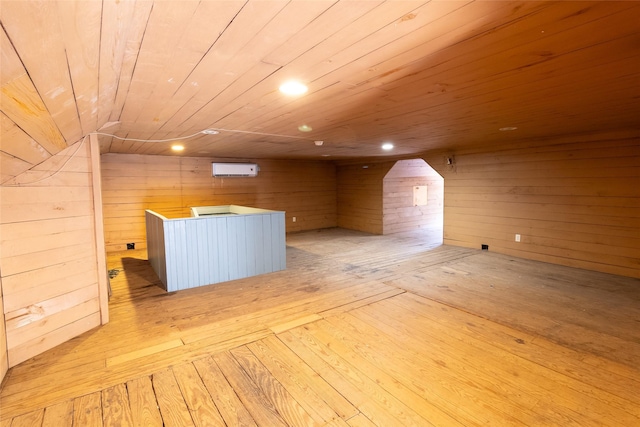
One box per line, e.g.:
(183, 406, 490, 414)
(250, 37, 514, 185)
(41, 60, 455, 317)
(212, 163, 259, 177)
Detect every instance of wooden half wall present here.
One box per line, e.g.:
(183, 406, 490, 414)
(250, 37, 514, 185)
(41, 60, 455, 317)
(0, 137, 108, 369)
(425, 132, 640, 278)
(101, 154, 337, 252)
(146, 207, 286, 292)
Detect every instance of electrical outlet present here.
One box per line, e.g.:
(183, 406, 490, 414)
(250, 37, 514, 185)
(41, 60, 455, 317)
(515, 234, 521, 242)
(292, 217, 297, 222)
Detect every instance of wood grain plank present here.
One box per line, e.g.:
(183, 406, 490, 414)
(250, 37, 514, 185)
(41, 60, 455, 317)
(6, 409, 44, 427)
(102, 383, 134, 427)
(192, 356, 258, 427)
(105, 339, 184, 368)
(41, 400, 74, 427)
(152, 368, 195, 427)
(229, 345, 321, 426)
(269, 314, 322, 334)
(278, 329, 424, 427)
(126, 376, 163, 427)
(172, 363, 226, 427)
(73, 391, 103, 426)
(248, 337, 353, 423)
(321, 313, 505, 425)
(254, 337, 358, 419)
(346, 413, 378, 427)
(213, 350, 288, 427)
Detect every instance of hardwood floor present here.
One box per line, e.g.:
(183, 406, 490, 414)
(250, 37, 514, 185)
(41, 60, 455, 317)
(1, 228, 638, 426)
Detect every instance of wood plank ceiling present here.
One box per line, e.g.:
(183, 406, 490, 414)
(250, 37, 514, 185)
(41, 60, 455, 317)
(1, 1, 639, 181)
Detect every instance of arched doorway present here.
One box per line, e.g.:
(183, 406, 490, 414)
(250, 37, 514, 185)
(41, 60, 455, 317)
(383, 159, 444, 245)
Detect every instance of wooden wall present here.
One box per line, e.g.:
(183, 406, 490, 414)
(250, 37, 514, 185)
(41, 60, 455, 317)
(424, 132, 640, 278)
(336, 162, 394, 234)
(101, 154, 337, 252)
(383, 159, 444, 235)
(0, 277, 7, 383)
(0, 139, 104, 368)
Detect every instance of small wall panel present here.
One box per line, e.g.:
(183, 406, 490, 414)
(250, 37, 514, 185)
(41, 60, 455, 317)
(145, 210, 167, 287)
(424, 133, 640, 278)
(102, 154, 337, 252)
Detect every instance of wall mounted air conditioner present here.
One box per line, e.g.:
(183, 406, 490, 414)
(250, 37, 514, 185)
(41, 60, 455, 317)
(212, 163, 259, 177)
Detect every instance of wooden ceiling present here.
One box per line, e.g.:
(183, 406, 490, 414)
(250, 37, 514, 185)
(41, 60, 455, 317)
(1, 1, 639, 180)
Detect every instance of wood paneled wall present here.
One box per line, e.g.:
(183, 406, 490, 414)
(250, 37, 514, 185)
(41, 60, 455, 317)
(101, 154, 337, 252)
(383, 159, 444, 235)
(0, 139, 104, 368)
(424, 132, 640, 278)
(0, 277, 7, 383)
(336, 162, 394, 234)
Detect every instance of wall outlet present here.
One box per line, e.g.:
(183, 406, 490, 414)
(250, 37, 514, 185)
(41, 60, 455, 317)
(515, 234, 521, 242)
(292, 216, 296, 222)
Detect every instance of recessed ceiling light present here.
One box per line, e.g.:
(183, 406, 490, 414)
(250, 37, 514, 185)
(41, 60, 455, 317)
(499, 126, 518, 131)
(298, 124, 312, 132)
(382, 142, 394, 150)
(171, 144, 184, 152)
(279, 81, 308, 96)
(201, 129, 219, 135)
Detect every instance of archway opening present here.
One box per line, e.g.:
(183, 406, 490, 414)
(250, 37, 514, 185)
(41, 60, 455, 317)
(383, 159, 444, 246)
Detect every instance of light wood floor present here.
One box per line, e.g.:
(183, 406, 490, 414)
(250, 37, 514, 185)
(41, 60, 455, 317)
(1, 228, 639, 426)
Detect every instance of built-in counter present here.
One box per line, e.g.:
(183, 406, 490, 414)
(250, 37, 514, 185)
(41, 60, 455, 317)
(145, 205, 286, 292)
